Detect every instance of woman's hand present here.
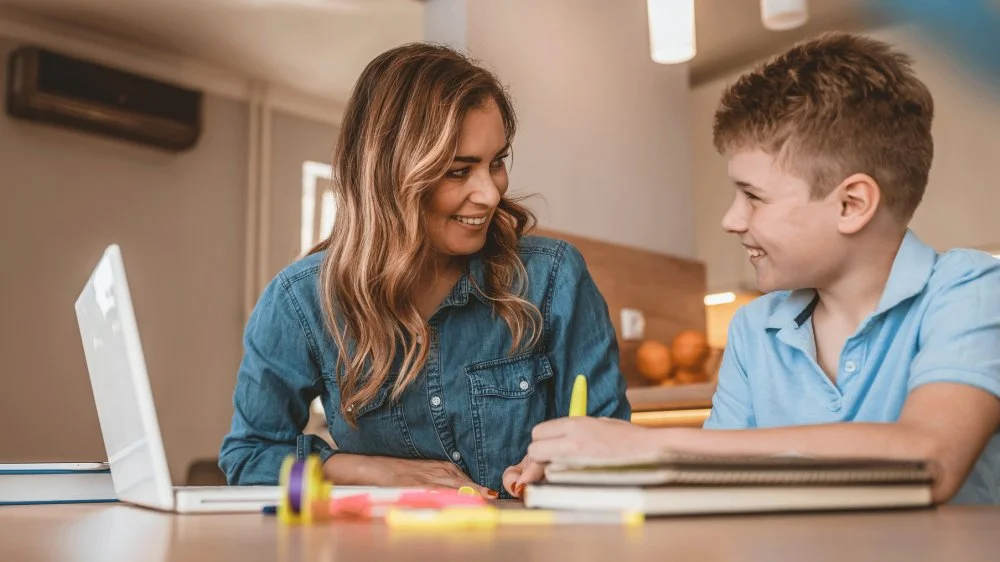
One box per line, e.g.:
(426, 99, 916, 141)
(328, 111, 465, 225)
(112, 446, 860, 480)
(502, 454, 546, 498)
(323, 454, 498, 498)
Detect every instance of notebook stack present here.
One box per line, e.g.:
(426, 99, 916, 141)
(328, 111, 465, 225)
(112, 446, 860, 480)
(523, 452, 936, 516)
(0, 462, 118, 505)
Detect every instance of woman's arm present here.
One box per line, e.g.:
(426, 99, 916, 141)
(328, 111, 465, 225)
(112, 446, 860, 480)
(218, 272, 333, 485)
(323, 454, 495, 496)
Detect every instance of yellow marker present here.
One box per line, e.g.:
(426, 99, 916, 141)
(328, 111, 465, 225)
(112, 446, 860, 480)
(385, 505, 643, 530)
(569, 374, 587, 417)
(497, 509, 644, 526)
(386, 506, 498, 530)
(457, 486, 477, 497)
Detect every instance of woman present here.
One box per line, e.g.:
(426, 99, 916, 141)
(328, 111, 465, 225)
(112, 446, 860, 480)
(219, 42, 630, 498)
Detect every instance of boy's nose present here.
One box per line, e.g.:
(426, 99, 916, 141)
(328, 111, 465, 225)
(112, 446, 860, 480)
(721, 200, 748, 233)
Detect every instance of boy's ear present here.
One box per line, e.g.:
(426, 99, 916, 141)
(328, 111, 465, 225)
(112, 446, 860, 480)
(834, 173, 881, 234)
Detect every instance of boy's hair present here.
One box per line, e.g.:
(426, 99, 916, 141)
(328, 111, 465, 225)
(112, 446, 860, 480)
(713, 32, 934, 220)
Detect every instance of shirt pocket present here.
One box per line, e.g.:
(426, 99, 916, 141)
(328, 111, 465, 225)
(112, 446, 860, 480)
(324, 376, 414, 458)
(464, 351, 555, 485)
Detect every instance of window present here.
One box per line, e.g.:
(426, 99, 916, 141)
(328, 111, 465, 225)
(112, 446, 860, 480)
(300, 160, 336, 254)
(301, 160, 336, 435)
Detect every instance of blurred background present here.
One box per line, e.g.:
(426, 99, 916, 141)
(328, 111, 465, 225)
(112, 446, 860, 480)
(0, 0, 997, 484)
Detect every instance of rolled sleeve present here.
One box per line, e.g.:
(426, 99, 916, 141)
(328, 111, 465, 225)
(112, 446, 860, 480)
(218, 272, 330, 485)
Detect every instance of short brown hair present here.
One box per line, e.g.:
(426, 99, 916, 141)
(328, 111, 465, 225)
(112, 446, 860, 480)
(713, 32, 934, 219)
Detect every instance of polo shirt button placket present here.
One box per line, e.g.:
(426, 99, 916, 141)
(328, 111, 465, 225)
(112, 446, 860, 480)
(828, 397, 843, 412)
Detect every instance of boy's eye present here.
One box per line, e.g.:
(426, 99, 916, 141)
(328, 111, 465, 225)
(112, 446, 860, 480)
(744, 191, 760, 201)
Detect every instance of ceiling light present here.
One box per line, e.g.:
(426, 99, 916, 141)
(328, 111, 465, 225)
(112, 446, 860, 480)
(761, 0, 809, 31)
(647, 0, 696, 64)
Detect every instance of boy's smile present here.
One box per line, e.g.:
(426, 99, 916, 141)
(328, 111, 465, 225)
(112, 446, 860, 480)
(744, 244, 767, 264)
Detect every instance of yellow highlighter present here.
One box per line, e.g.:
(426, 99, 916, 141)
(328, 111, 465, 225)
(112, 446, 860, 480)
(385, 506, 643, 530)
(569, 374, 587, 417)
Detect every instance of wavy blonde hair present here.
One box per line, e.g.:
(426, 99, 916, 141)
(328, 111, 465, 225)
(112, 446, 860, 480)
(311, 43, 542, 425)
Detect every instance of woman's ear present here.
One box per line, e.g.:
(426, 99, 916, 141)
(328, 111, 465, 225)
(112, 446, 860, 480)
(833, 173, 881, 235)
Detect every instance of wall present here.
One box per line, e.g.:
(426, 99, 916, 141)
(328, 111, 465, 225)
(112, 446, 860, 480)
(0, 37, 247, 482)
(429, 0, 696, 259)
(266, 110, 336, 277)
(691, 24, 1000, 293)
(0, 45, 340, 484)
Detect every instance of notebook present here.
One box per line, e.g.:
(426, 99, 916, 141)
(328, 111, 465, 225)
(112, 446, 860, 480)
(523, 452, 936, 516)
(0, 462, 118, 505)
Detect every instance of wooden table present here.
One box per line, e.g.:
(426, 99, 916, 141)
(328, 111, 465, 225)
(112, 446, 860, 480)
(2, 504, 999, 562)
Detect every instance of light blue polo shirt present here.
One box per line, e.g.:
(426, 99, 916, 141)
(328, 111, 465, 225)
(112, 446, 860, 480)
(704, 229, 1000, 504)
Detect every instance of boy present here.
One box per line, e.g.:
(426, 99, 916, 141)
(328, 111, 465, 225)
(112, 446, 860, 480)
(511, 32, 1000, 504)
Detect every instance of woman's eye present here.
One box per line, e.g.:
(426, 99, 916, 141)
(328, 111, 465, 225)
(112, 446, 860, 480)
(491, 154, 509, 170)
(447, 167, 471, 178)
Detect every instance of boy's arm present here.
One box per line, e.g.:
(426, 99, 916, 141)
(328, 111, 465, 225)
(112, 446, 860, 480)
(656, 383, 999, 503)
(529, 384, 998, 504)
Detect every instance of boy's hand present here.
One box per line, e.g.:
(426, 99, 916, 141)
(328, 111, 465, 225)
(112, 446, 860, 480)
(526, 417, 655, 465)
(502, 454, 545, 497)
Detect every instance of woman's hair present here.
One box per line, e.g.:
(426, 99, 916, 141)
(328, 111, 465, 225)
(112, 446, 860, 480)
(311, 42, 541, 425)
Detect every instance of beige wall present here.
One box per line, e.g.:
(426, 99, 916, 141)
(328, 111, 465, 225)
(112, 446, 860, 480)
(692, 24, 1000, 293)
(428, 0, 696, 258)
(0, 38, 248, 482)
(266, 111, 336, 277)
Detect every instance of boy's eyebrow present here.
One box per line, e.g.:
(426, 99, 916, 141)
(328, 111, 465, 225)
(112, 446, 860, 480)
(733, 180, 761, 191)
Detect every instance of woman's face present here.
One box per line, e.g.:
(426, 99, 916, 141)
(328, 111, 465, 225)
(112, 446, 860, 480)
(424, 98, 510, 261)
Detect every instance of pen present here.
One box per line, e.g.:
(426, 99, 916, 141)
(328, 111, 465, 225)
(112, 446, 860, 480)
(569, 373, 587, 417)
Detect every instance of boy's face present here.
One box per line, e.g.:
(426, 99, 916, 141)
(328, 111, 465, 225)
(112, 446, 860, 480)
(721, 149, 847, 293)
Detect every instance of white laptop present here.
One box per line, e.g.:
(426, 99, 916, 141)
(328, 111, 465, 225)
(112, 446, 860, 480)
(74, 244, 281, 513)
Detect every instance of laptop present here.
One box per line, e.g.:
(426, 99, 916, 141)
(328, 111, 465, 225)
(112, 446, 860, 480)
(74, 244, 281, 513)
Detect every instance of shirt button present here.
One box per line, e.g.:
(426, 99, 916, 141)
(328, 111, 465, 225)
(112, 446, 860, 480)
(519, 380, 530, 391)
(430, 396, 442, 407)
(829, 399, 842, 412)
(451, 451, 462, 461)
(346, 404, 353, 413)
(844, 361, 857, 373)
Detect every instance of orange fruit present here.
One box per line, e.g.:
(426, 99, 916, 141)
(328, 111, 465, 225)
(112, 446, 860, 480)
(671, 330, 710, 370)
(636, 340, 672, 382)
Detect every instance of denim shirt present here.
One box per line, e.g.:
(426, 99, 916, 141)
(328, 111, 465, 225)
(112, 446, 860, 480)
(219, 235, 631, 492)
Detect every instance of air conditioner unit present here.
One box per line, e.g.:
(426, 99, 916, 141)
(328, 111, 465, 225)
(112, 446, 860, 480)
(5, 46, 202, 152)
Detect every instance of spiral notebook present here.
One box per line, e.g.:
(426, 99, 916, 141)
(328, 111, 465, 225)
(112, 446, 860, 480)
(523, 452, 936, 516)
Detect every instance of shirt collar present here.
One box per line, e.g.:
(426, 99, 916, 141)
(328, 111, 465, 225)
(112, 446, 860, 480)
(873, 229, 937, 315)
(765, 289, 819, 330)
(440, 252, 490, 308)
(764, 229, 937, 329)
